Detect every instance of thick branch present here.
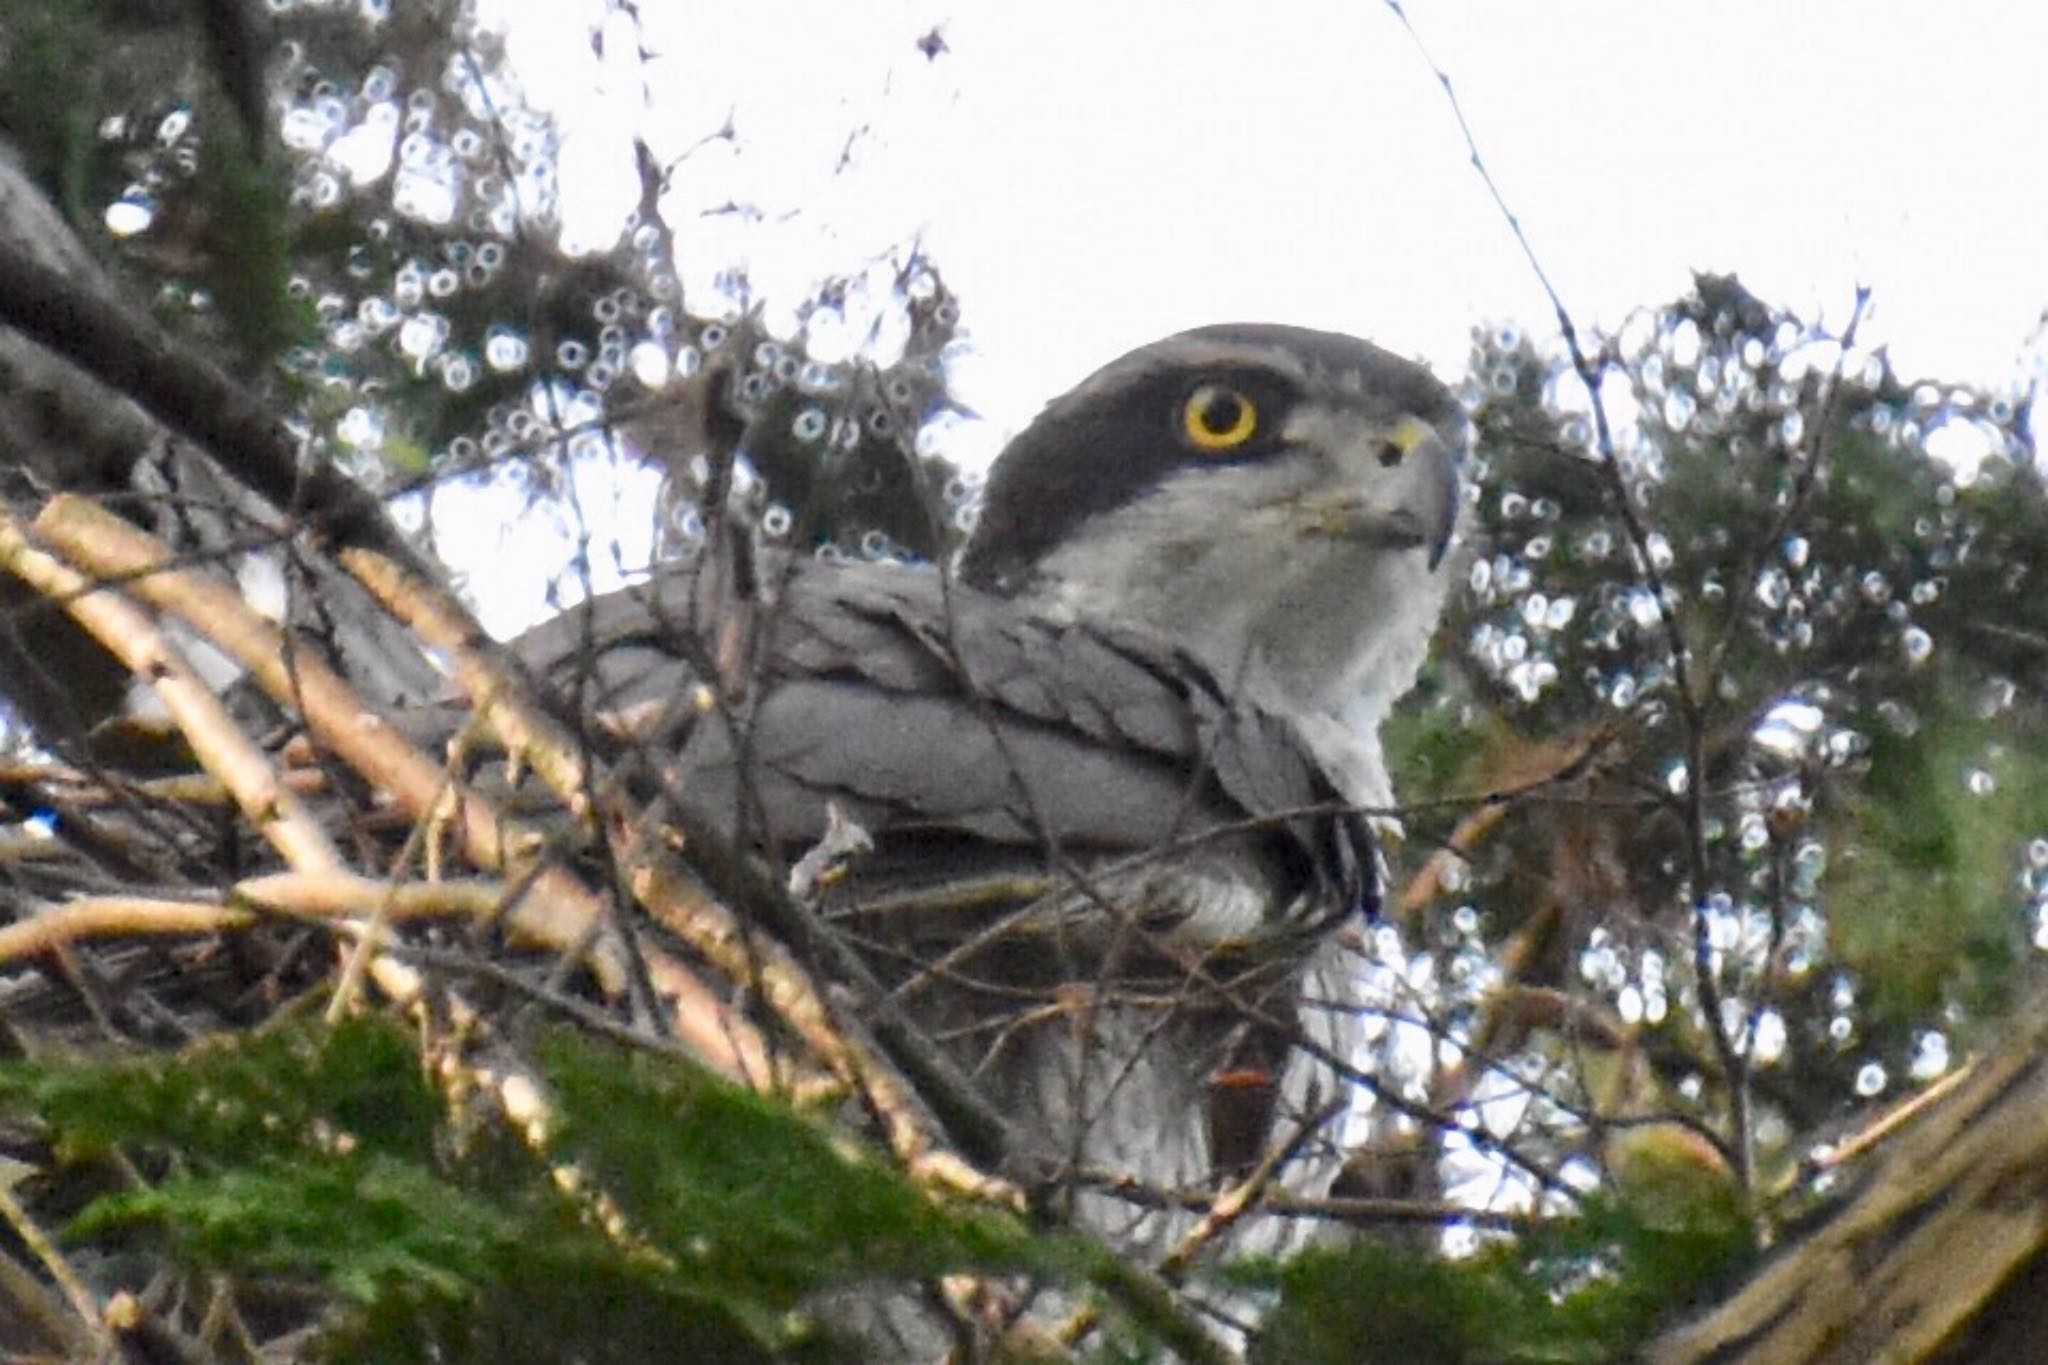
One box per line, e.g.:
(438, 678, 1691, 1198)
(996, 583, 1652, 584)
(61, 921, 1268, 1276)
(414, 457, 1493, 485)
(0, 232, 434, 580)
(1651, 986, 2048, 1362)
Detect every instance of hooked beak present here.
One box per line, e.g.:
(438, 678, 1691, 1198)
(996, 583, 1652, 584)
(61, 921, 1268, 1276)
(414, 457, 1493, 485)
(1375, 420, 1462, 569)
(1413, 427, 1461, 570)
(1290, 421, 1462, 569)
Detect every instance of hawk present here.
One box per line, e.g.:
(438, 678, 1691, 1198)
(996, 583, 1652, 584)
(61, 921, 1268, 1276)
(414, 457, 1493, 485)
(510, 323, 1464, 1255)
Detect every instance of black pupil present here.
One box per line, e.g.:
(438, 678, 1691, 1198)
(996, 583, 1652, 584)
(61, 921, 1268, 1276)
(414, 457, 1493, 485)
(1377, 440, 1404, 468)
(1203, 392, 1244, 434)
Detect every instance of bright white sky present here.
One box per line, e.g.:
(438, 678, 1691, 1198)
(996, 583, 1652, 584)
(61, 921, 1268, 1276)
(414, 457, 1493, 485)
(460, 0, 2048, 625)
(508, 1, 2048, 435)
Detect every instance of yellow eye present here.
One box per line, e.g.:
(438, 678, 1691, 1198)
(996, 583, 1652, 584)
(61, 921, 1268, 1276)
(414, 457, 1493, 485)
(1180, 385, 1258, 451)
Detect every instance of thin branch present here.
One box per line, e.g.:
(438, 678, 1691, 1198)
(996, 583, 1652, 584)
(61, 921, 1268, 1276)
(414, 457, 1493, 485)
(1075, 1169, 1538, 1232)
(0, 1179, 109, 1356)
(0, 1240, 96, 1359)
(1388, 0, 1753, 1186)
(345, 532, 1017, 1194)
(1162, 1097, 1350, 1281)
(1805, 1063, 1973, 1175)
(0, 510, 343, 874)
(1392, 726, 1614, 925)
(32, 494, 773, 1082)
(1702, 287, 1873, 688)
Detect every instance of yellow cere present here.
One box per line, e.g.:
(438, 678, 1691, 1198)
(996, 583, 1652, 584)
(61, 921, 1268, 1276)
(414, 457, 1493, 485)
(1391, 416, 1435, 455)
(1181, 384, 1259, 451)
(1371, 415, 1437, 469)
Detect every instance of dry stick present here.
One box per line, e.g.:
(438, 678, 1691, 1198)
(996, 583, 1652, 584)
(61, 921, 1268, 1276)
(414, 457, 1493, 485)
(5, 509, 598, 1274)
(0, 509, 460, 1029)
(0, 229, 1178, 1337)
(30, 495, 769, 1084)
(0, 898, 254, 963)
(11, 503, 780, 1281)
(340, 539, 827, 1107)
(620, 832, 1015, 1206)
(0, 245, 792, 1122)
(321, 722, 503, 1026)
(1076, 1173, 1537, 1233)
(1056, 1096, 1352, 1350)
(0, 1233, 97, 1360)
(0, 236, 1042, 1321)
(144, 767, 330, 804)
(333, 547, 599, 826)
(0, 511, 354, 1348)
(0, 1179, 108, 1357)
(1391, 799, 1513, 927)
(0, 218, 615, 1027)
(234, 870, 509, 922)
(0, 876, 519, 967)
(1389, 726, 1613, 928)
(44, 492, 989, 1201)
(0, 513, 344, 875)
(1162, 1098, 1350, 1282)
(345, 546, 1018, 1205)
(33, 498, 600, 965)
(0, 758, 328, 811)
(1807, 1063, 1974, 1175)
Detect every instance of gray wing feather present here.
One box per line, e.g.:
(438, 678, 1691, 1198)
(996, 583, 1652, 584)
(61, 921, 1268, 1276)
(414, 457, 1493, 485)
(517, 558, 1374, 925)
(514, 556, 1379, 1275)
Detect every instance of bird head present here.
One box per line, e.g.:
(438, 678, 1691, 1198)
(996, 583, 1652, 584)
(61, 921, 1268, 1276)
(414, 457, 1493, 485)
(960, 324, 1465, 753)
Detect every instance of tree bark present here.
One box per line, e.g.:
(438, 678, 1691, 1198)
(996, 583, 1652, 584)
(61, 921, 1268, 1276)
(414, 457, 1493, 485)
(1651, 980, 2048, 1364)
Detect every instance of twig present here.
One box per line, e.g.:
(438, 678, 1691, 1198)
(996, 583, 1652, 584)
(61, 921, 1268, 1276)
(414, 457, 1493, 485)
(1056, 1099, 1348, 1351)
(0, 876, 529, 968)
(621, 829, 1019, 1208)
(0, 1238, 96, 1358)
(36, 500, 604, 965)
(232, 870, 509, 922)
(1808, 1063, 1974, 1173)
(32, 493, 773, 1083)
(1393, 728, 1612, 925)
(1387, 0, 1754, 1187)
(1074, 1169, 1538, 1232)
(0, 503, 476, 1052)
(0, 1179, 109, 1355)
(0, 510, 343, 874)
(1163, 1097, 1348, 1280)
(1701, 287, 1873, 688)
(342, 537, 1025, 1202)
